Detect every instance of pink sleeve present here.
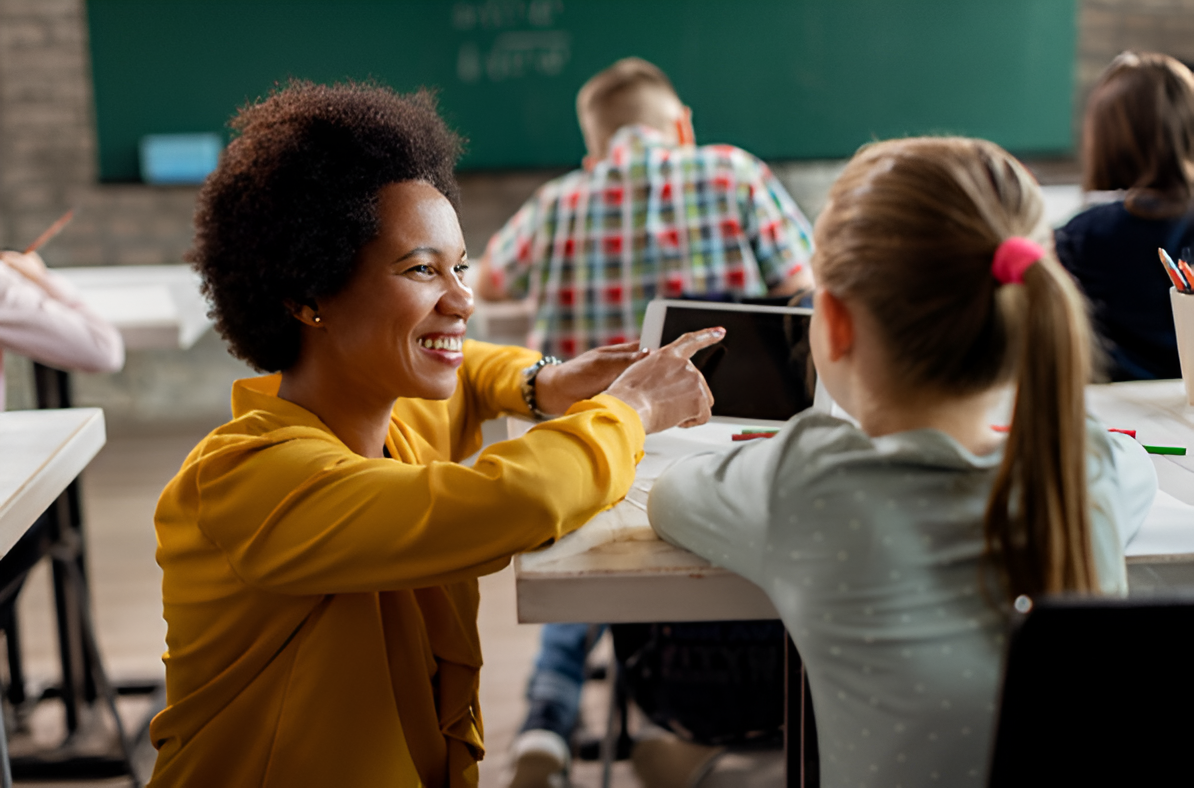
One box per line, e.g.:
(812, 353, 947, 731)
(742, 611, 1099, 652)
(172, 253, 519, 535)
(0, 263, 125, 373)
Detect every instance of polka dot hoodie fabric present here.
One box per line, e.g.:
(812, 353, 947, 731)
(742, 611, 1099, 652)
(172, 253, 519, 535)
(649, 411, 1156, 787)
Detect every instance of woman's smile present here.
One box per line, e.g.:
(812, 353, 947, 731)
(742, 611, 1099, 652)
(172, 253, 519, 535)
(416, 332, 466, 364)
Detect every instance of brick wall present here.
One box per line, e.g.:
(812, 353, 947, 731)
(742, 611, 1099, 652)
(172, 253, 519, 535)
(0, 0, 196, 266)
(1078, 0, 1194, 106)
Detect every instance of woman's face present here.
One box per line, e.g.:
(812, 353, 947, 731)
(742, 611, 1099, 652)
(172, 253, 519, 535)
(315, 180, 473, 401)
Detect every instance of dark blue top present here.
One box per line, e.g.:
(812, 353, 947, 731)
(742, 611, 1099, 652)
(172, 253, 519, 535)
(1054, 201, 1187, 380)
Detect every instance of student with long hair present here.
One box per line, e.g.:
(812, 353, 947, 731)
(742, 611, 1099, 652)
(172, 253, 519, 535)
(1056, 51, 1194, 380)
(649, 137, 1157, 785)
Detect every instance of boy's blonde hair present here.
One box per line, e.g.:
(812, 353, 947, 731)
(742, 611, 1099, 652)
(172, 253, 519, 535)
(814, 137, 1097, 602)
(576, 57, 683, 158)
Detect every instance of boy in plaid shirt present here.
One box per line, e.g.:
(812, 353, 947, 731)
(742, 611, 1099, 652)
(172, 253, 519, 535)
(488, 58, 814, 788)
(478, 57, 814, 359)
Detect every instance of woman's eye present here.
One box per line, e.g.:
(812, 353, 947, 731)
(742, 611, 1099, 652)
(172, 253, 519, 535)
(454, 263, 470, 275)
(405, 264, 433, 276)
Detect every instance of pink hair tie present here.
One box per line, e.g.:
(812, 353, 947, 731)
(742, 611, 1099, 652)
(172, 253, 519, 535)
(991, 237, 1044, 285)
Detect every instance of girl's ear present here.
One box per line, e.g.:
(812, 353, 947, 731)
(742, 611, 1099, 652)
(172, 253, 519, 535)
(817, 289, 855, 362)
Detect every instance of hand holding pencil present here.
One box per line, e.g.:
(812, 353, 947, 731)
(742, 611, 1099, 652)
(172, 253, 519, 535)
(1, 209, 76, 288)
(0, 249, 49, 286)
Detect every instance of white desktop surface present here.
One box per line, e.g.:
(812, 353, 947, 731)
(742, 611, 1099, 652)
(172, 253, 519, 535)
(54, 265, 211, 351)
(515, 380, 1194, 624)
(1086, 380, 1194, 562)
(0, 408, 105, 558)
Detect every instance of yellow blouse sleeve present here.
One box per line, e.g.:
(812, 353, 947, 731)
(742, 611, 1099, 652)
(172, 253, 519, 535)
(178, 395, 644, 595)
(459, 339, 540, 422)
(391, 340, 540, 463)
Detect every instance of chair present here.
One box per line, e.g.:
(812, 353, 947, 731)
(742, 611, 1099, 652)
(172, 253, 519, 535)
(988, 595, 1194, 786)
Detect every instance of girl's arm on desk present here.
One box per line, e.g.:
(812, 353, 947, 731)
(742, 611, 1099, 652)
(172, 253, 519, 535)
(648, 416, 805, 583)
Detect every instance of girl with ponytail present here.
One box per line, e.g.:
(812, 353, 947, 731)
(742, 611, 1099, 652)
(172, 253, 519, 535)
(649, 137, 1158, 785)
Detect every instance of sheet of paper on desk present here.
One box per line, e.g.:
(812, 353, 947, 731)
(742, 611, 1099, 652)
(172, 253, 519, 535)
(634, 422, 742, 482)
(1126, 490, 1194, 557)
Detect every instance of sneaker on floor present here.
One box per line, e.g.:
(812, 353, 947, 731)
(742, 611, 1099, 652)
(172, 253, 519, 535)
(505, 728, 571, 788)
(632, 733, 724, 788)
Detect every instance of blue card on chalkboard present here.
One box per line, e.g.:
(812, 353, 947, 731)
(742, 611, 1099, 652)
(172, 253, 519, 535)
(139, 133, 222, 185)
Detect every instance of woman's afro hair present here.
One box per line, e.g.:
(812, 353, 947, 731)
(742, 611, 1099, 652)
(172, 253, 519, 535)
(188, 79, 463, 372)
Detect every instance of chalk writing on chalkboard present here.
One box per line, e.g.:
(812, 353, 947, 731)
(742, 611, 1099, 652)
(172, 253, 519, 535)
(452, 0, 563, 30)
(453, 0, 570, 83)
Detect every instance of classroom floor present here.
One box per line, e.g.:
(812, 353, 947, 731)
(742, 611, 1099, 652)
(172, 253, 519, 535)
(8, 419, 765, 788)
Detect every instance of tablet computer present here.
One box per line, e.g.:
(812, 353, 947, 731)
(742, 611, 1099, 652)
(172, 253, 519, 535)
(639, 299, 830, 424)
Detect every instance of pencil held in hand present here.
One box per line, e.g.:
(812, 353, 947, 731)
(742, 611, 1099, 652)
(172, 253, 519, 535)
(23, 209, 74, 254)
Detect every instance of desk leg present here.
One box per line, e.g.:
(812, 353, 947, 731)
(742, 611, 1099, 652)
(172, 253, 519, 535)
(0, 702, 10, 788)
(33, 365, 98, 729)
(32, 363, 72, 410)
(784, 632, 818, 788)
(48, 484, 91, 733)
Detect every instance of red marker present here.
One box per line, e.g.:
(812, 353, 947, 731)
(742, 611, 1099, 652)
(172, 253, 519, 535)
(992, 425, 1136, 439)
(732, 432, 777, 442)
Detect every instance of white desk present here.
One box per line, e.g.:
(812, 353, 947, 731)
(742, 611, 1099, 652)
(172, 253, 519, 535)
(0, 409, 105, 558)
(53, 265, 211, 351)
(0, 408, 106, 784)
(515, 380, 1194, 623)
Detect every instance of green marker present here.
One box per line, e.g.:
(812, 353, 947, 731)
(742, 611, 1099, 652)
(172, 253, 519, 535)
(739, 428, 780, 435)
(1144, 445, 1187, 456)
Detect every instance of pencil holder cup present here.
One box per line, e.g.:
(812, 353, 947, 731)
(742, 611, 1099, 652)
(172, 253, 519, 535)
(1173, 286, 1194, 406)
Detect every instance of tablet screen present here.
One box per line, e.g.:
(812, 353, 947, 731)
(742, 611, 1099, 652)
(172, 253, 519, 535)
(659, 306, 816, 421)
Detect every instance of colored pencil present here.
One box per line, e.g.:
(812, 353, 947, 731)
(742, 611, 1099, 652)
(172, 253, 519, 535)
(23, 209, 74, 254)
(1166, 247, 1194, 291)
(1143, 445, 1187, 456)
(1159, 248, 1192, 292)
(1179, 258, 1194, 292)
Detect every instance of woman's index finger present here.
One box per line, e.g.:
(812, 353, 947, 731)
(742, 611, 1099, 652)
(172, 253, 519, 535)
(663, 327, 726, 359)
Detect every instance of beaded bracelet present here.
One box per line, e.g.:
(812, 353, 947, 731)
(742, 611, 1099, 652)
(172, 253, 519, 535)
(520, 355, 562, 420)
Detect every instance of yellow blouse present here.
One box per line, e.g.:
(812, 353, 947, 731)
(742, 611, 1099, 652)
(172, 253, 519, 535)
(148, 341, 645, 787)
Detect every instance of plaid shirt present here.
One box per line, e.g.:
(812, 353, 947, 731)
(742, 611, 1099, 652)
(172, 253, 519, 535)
(485, 125, 814, 358)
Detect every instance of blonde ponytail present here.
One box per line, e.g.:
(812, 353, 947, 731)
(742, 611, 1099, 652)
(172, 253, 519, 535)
(984, 259, 1096, 597)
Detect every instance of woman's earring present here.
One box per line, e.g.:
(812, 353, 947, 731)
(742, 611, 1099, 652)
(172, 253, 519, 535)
(313, 314, 322, 324)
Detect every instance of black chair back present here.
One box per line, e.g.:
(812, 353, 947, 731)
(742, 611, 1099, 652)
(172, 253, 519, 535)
(989, 595, 1194, 786)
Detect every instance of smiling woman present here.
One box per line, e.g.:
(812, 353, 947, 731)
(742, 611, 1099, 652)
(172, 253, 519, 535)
(148, 80, 719, 788)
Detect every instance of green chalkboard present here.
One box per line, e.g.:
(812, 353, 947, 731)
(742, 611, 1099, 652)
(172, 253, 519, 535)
(86, 0, 1076, 181)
